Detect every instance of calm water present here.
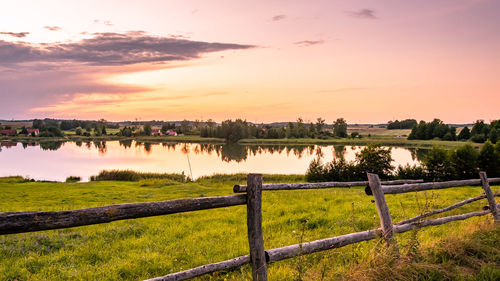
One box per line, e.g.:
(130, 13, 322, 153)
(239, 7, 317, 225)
(0, 141, 426, 181)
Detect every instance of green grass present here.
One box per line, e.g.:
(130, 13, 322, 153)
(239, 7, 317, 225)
(0, 176, 498, 280)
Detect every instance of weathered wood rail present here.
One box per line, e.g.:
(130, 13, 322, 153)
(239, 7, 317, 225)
(1, 173, 498, 281)
(233, 179, 423, 193)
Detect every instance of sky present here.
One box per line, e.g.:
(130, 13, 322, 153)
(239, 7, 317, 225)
(0, 0, 499, 124)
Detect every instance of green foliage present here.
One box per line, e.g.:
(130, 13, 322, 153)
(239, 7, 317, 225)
(457, 126, 471, 140)
(387, 119, 417, 130)
(422, 146, 454, 181)
(333, 118, 348, 138)
(306, 144, 392, 181)
(450, 144, 478, 179)
(143, 122, 152, 136)
(469, 120, 500, 144)
(394, 164, 424, 180)
(39, 127, 64, 137)
(75, 127, 82, 135)
(478, 141, 500, 177)
(65, 176, 81, 183)
(356, 144, 394, 178)
(408, 119, 456, 141)
(91, 170, 186, 182)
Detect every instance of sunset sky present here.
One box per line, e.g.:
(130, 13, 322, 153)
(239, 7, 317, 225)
(1, 0, 499, 123)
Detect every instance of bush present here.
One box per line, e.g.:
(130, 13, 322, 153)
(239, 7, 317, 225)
(356, 144, 394, 179)
(478, 141, 499, 177)
(422, 146, 454, 181)
(65, 176, 81, 183)
(395, 164, 424, 180)
(451, 144, 478, 179)
(91, 170, 186, 182)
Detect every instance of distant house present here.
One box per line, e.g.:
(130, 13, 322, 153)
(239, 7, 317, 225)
(27, 128, 39, 136)
(166, 129, 178, 136)
(0, 129, 16, 136)
(152, 129, 162, 136)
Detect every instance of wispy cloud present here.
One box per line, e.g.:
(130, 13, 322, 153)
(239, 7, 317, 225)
(43, 26, 61, 31)
(347, 9, 378, 19)
(294, 40, 325, 47)
(271, 14, 286, 22)
(0, 31, 29, 38)
(94, 19, 113, 26)
(0, 31, 256, 66)
(0, 31, 256, 118)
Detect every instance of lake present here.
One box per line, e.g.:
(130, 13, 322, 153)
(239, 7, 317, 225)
(0, 140, 426, 181)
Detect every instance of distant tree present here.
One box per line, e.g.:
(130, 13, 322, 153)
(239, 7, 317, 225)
(20, 127, 28, 135)
(387, 119, 417, 130)
(457, 127, 471, 140)
(75, 127, 82, 135)
(143, 122, 152, 136)
(489, 128, 499, 144)
(32, 119, 44, 129)
(333, 118, 347, 138)
(315, 117, 325, 133)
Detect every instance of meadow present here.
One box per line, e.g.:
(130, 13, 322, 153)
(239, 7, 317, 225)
(0, 175, 499, 281)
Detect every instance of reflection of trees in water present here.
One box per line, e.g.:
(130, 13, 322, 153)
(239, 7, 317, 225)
(408, 148, 428, 162)
(221, 143, 248, 162)
(75, 140, 83, 147)
(333, 145, 346, 159)
(93, 141, 107, 154)
(119, 139, 132, 149)
(40, 141, 64, 151)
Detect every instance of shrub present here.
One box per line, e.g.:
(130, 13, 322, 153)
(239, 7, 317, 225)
(395, 164, 424, 180)
(305, 157, 326, 182)
(91, 170, 186, 182)
(65, 176, 81, 183)
(478, 141, 499, 177)
(422, 146, 455, 181)
(450, 144, 478, 179)
(356, 144, 394, 179)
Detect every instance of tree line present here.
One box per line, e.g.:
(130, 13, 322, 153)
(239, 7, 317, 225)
(306, 142, 500, 182)
(407, 119, 500, 144)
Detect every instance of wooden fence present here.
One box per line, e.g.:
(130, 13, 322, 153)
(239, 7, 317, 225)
(1, 174, 499, 281)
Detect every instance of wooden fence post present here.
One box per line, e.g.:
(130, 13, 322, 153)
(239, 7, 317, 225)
(367, 173, 399, 255)
(479, 171, 500, 224)
(246, 174, 268, 280)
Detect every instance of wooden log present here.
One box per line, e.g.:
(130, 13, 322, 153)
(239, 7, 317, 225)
(266, 228, 379, 263)
(0, 194, 247, 235)
(380, 178, 500, 194)
(233, 179, 424, 193)
(144, 255, 250, 281)
(367, 174, 398, 246)
(480, 172, 500, 224)
(396, 193, 500, 225)
(246, 174, 267, 281)
(394, 210, 490, 233)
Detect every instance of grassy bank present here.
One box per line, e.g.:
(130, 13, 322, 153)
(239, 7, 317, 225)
(2, 134, 480, 149)
(1, 175, 498, 280)
(238, 137, 478, 148)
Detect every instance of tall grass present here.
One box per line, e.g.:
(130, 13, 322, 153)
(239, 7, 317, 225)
(90, 170, 186, 182)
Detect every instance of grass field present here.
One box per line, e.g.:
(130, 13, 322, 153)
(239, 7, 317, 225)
(1, 175, 498, 280)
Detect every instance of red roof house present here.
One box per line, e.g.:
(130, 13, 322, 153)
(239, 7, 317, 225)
(0, 129, 17, 136)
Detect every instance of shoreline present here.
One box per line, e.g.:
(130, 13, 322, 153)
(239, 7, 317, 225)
(1, 135, 479, 148)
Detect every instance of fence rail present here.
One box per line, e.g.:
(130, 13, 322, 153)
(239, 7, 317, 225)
(234, 179, 423, 193)
(0, 194, 246, 235)
(1, 173, 499, 281)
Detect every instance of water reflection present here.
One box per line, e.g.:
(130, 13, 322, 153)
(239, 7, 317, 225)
(0, 141, 428, 181)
